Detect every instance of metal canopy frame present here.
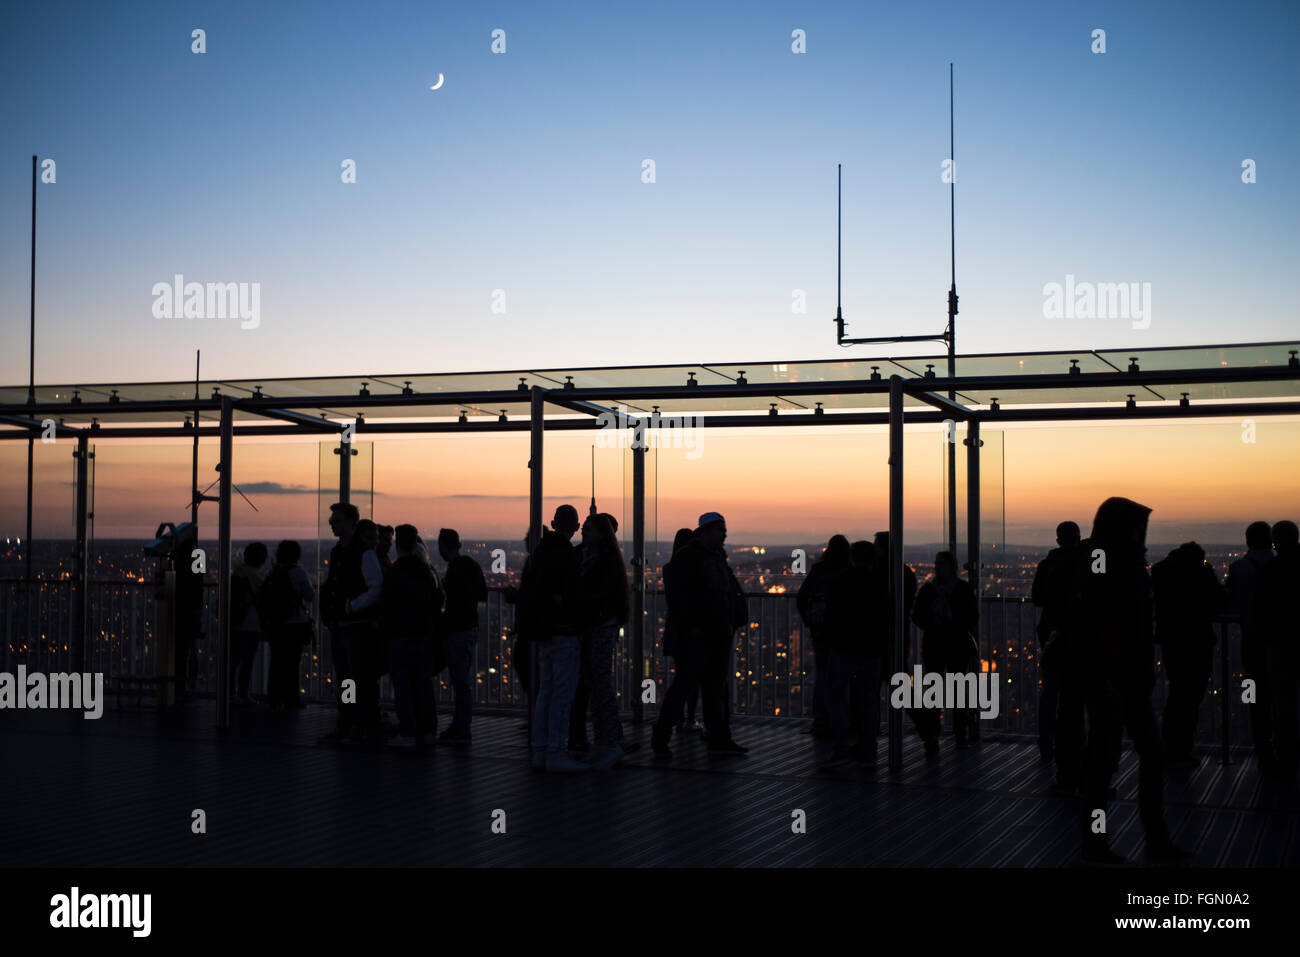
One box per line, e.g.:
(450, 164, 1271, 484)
(6, 340, 1298, 754)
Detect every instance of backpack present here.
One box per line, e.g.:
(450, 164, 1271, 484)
(256, 566, 299, 631)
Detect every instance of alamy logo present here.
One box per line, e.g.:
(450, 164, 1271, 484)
(889, 666, 1000, 719)
(595, 404, 703, 459)
(1042, 274, 1151, 329)
(50, 887, 151, 937)
(0, 666, 104, 719)
(152, 274, 261, 329)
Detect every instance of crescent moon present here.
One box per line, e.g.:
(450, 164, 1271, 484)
(429, 73, 445, 91)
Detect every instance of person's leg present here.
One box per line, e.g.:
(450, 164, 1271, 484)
(1079, 680, 1122, 856)
(701, 639, 734, 746)
(351, 627, 382, 734)
(1241, 637, 1274, 766)
(445, 629, 475, 733)
(568, 651, 590, 749)
(1038, 649, 1061, 761)
(1121, 681, 1174, 852)
(912, 647, 940, 749)
(235, 630, 256, 698)
(858, 655, 882, 761)
(415, 638, 437, 737)
(811, 640, 829, 731)
(826, 649, 853, 753)
(388, 639, 415, 738)
(1162, 649, 1196, 762)
(1268, 647, 1299, 778)
(587, 623, 620, 748)
(547, 635, 583, 755)
(331, 625, 356, 733)
(531, 641, 555, 756)
(267, 634, 288, 706)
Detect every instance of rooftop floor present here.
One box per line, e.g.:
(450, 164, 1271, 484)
(2, 704, 1295, 868)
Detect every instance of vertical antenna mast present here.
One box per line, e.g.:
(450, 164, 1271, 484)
(947, 63, 958, 357)
(191, 350, 201, 525)
(834, 163, 844, 341)
(589, 445, 596, 516)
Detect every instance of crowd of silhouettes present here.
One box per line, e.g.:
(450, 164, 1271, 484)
(1030, 503, 1300, 862)
(230, 494, 1297, 857)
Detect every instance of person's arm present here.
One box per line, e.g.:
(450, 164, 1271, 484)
(348, 550, 384, 614)
(1030, 557, 1050, 607)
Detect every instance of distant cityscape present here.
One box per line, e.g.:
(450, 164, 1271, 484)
(0, 537, 1256, 601)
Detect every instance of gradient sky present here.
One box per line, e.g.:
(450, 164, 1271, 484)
(1, 1, 1297, 546)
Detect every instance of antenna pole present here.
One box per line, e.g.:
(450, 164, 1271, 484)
(945, 63, 959, 565)
(590, 445, 596, 515)
(192, 350, 200, 525)
(835, 163, 844, 342)
(25, 155, 37, 587)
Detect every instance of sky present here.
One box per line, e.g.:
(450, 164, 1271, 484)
(0, 0, 1297, 545)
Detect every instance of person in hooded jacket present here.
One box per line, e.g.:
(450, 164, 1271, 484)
(1067, 497, 1187, 863)
(1152, 541, 1225, 767)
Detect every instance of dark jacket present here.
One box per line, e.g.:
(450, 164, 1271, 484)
(912, 577, 979, 667)
(517, 530, 581, 641)
(322, 534, 377, 627)
(1032, 542, 1082, 645)
(665, 539, 746, 646)
(578, 546, 629, 630)
(823, 562, 890, 657)
(379, 555, 442, 641)
(1258, 544, 1300, 672)
(1151, 542, 1224, 653)
(442, 554, 487, 633)
(797, 558, 850, 645)
(1063, 496, 1156, 690)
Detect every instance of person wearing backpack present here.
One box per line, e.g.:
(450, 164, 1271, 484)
(260, 540, 315, 709)
(319, 508, 384, 744)
(231, 542, 268, 705)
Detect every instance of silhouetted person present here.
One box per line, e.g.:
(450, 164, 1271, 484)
(231, 542, 268, 704)
(823, 539, 888, 768)
(1069, 497, 1186, 862)
(319, 508, 384, 744)
(1259, 520, 1300, 782)
(911, 551, 980, 756)
(652, 512, 748, 757)
(798, 535, 852, 739)
(376, 525, 395, 575)
(655, 527, 699, 744)
(437, 528, 486, 743)
(519, 505, 587, 772)
(1226, 521, 1276, 770)
(262, 539, 314, 708)
(1153, 541, 1225, 767)
(381, 524, 442, 747)
(576, 513, 629, 770)
(1032, 521, 1082, 765)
